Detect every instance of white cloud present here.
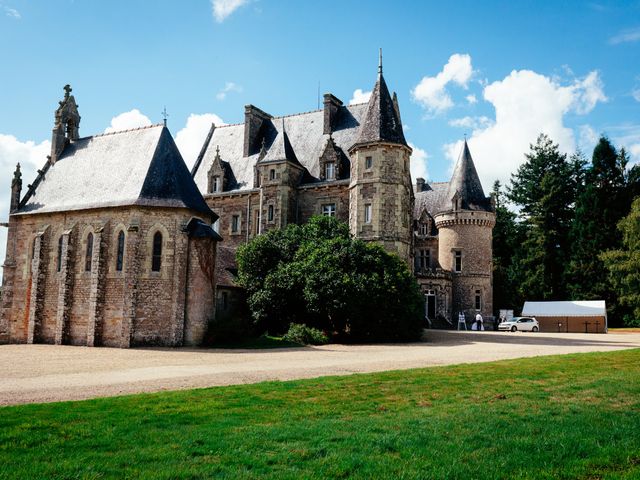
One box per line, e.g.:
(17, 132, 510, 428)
(4, 6, 20, 18)
(578, 124, 599, 153)
(609, 27, 640, 45)
(105, 109, 152, 133)
(465, 94, 477, 104)
(629, 144, 640, 165)
(0, 134, 50, 281)
(633, 88, 640, 102)
(211, 0, 249, 23)
(216, 82, 243, 101)
(411, 53, 474, 114)
(443, 68, 607, 190)
(448, 116, 492, 130)
(175, 113, 225, 168)
(349, 89, 371, 105)
(408, 142, 429, 181)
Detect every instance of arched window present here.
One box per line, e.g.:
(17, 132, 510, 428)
(85, 233, 94, 272)
(116, 231, 125, 272)
(56, 236, 63, 272)
(151, 232, 162, 272)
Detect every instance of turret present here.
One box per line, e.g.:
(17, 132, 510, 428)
(256, 118, 306, 231)
(348, 50, 413, 264)
(51, 84, 81, 164)
(434, 140, 495, 319)
(10, 163, 22, 213)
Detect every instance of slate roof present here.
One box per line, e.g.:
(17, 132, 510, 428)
(353, 71, 407, 148)
(192, 103, 368, 193)
(215, 245, 240, 288)
(18, 125, 215, 218)
(259, 118, 300, 164)
(414, 182, 450, 217)
(446, 140, 492, 212)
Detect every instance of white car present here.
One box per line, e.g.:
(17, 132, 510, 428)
(498, 316, 539, 332)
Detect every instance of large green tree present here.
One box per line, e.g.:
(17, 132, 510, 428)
(236, 216, 424, 342)
(567, 137, 628, 313)
(507, 134, 580, 301)
(601, 197, 640, 327)
(491, 180, 524, 312)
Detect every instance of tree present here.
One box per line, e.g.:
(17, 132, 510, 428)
(236, 216, 424, 342)
(601, 197, 640, 327)
(491, 180, 524, 312)
(567, 137, 627, 315)
(508, 134, 580, 301)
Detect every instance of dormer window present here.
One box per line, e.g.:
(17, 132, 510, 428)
(269, 169, 276, 181)
(325, 162, 336, 181)
(419, 222, 428, 236)
(211, 176, 220, 193)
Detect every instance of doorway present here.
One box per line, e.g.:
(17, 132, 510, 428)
(425, 290, 436, 320)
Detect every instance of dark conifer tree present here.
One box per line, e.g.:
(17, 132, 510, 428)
(508, 134, 579, 301)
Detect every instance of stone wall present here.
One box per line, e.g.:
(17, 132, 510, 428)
(349, 144, 414, 264)
(435, 210, 495, 319)
(0, 206, 215, 347)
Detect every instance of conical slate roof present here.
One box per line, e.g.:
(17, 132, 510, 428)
(446, 140, 491, 211)
(352, 67, 407, 148)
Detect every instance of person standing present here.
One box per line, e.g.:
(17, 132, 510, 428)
(476, 312, 484, 331)
(458, 312, 466, 330)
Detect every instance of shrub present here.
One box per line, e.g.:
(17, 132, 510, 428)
(282, 323, 329, 345)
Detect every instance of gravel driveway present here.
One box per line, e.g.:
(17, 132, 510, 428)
(1, 330, 639, 406)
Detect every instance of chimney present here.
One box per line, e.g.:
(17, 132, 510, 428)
(415, 177, 425, 193)
(323, 93, 343, 135)
(243, 105, 272, 157)
(10, 163, 22, 213)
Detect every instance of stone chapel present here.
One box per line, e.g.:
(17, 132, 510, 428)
(0, 86, 221, 347)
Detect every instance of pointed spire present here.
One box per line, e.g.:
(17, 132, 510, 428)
(446, 140, 490, 211)
(260, 118, 299, 164)
(12, 163, 22, 186)
(352, 51, 407, 148)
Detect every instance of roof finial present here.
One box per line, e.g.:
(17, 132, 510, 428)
(378, 48, 383, 75)
(161, 106, 169, 127)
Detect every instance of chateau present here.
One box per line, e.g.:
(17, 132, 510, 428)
(0, 60, 495, 347)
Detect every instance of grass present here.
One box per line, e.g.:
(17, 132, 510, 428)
(1, 350, 640, 479)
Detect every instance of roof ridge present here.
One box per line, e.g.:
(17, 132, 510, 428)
(78, 123, 164, 141)
(272, 108, 323, 120)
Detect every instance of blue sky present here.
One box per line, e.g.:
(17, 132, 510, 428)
(1, 0, 639, 276)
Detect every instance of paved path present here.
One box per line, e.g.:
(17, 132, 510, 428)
(1, 330, 639, 406)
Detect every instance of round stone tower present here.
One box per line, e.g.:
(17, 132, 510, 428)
(435, 141, 495, 320)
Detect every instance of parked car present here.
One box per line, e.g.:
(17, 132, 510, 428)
(498, 317, 539, 332)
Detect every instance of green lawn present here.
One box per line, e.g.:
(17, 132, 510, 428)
(1, 350, 640, 479)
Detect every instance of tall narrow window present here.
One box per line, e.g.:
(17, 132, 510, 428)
(231, 215, 240, 233)
(152, 232, 162, 272)
(268, 205, 274, 222)
(57, 236, 63, 272)
(116, 231, 125, 272)
(454, 250, 462, 273)
(212, 176, 220, 193)
(85, 233, 94, 272)
(475, 290, 482, 310)
(365, 156, 373, 169)
(322, 203, 336, 217)
(364, 204, 372, 224)
(269, 169, 276, 180)
(325, 162, 335, 180)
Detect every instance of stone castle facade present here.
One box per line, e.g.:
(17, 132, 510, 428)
(0, 60, 495, 347)
(192, 59, 495, 327)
